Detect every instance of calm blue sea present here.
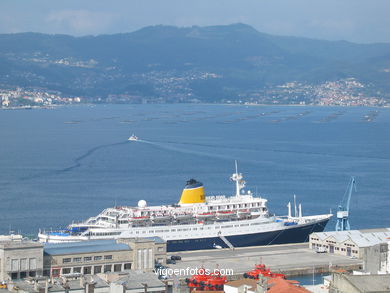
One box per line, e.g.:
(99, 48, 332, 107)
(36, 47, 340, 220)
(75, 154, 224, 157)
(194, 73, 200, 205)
(0, 104, 389, 236)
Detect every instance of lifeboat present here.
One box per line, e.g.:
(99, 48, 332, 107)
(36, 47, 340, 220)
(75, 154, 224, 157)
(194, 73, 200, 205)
(174, 213, 193, 220)
(185, 268, 227, 291)
(150, 214, 172, 221)
(204, 272, 227, 291)
(216, 211, 235, 218)
(185, 268, 209, 290)
(250, 209, 262, 216)
(130, 216, 150, 221)
(243, 264, 286, 280)
(196, 212, 215, 219)
(237, 209, 250, 218)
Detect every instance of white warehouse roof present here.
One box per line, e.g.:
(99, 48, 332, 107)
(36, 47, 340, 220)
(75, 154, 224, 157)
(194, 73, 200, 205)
(311, 228, 390, 247)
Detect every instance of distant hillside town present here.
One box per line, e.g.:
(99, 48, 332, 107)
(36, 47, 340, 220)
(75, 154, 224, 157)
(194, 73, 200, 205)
(0, 88, 81, 109)
(1, 24, 389, 108)
(1, 77, 388, 109)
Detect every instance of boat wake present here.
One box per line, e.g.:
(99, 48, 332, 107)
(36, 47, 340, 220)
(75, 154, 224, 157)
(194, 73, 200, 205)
(57, 141, 129, 173)
(141, 139, 390, 162)
(20, 141, 129, 180)
(139, 139, 233, 161)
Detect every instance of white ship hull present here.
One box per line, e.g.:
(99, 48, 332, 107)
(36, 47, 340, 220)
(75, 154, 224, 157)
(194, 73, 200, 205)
(38, 163, 332, 251)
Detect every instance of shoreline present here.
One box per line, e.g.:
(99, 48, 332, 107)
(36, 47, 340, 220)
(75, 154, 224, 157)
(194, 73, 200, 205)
(1, 102, 389, 111)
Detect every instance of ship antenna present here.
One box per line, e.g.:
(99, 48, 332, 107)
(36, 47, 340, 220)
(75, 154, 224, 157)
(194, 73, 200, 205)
(293, 194, 297, 218)
(231, 160, 245, 197)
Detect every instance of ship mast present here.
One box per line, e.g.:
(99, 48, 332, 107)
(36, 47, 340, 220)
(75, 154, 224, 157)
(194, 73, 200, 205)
(231, 160, 246, 197)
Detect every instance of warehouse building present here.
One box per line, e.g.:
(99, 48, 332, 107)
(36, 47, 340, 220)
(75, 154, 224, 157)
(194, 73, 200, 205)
(309, 228, 390, 259)
(362, 242, 389, 274)
(0, 236, 43, 281)
(330, 272, 390, 293)
(43, 237, 166, 277)
(1, 235, 166, 282)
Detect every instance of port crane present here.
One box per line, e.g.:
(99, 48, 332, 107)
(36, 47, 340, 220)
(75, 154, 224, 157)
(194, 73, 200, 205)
(335, 176, 356, 231)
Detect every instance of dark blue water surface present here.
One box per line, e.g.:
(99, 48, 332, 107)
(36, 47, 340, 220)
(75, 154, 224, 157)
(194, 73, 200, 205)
(0, 104, 389, 235)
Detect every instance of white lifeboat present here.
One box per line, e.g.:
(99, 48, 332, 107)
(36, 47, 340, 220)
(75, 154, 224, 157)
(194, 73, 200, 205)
(216, 210, 235, 218)
(150, 213, 171, 221)
(237, 209, 251, 218)
(174, 213, 193, 220)
(196, 212, 215, 219)
(130, 216, 149, 221)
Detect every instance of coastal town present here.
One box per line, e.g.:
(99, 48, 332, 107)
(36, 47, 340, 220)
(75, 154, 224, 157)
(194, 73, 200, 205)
(1, 78, 388, 109)
(0, 88, 81, 109)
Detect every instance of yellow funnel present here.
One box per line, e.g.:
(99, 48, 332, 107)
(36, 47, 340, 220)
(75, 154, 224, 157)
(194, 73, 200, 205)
(179, 179, 205, 204)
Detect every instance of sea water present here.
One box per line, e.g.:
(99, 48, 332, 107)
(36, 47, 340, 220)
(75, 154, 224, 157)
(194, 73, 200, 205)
(0, 104, 389, 235)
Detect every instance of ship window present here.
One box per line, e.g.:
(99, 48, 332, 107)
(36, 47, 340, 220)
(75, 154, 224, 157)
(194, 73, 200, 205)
(84, 257, 92, 262)
(210, 206, 213, 210)
(104, 255, 113, 260)
(63, 258, 71, 263)
(73, 257, 81, 262)
(94, 256, 102, 261)
(193, 228, 197, 231)
(171, 229, 176, 232)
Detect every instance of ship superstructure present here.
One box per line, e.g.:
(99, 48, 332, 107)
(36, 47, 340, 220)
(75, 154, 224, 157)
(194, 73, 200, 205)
(38, 163, 332, 251)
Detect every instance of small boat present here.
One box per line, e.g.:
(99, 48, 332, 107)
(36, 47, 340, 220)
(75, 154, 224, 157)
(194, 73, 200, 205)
(216, 210, 235, 218)
(196, 212, 215, 219)
(237, 209, 251, 218)
(174, 213, 193, 220)
(128, 134, 138, 141)
(130, 216, 149, 221)
(150, 214, 172, 221)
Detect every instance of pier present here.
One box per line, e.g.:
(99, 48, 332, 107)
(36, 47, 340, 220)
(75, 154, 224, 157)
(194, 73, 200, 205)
(166, 243, 362, 280)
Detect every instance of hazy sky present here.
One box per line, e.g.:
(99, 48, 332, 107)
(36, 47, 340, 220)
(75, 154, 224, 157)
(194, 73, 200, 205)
(1, 0, 389, 43)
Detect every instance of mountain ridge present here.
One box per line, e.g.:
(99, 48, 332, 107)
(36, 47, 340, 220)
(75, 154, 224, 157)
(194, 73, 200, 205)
(0, 23, 389, 105)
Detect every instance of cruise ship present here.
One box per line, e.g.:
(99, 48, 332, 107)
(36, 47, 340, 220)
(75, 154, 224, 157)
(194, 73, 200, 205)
(38, 164, 332, 251)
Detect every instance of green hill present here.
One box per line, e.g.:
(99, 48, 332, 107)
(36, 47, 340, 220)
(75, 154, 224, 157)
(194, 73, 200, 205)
(0, 23, 389, 103)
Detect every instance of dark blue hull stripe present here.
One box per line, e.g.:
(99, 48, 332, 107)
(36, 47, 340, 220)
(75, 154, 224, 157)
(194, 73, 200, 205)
(167, 219, 329, 252)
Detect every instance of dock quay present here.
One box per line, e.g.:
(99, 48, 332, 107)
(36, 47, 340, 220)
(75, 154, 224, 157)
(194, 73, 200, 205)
(165, 243, 363, 281)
